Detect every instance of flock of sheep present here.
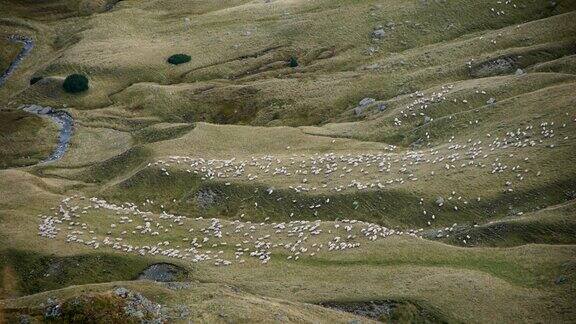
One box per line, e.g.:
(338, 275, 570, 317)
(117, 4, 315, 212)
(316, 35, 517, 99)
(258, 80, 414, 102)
(36, 82, 573, 265)
(38, 196, 423, 266)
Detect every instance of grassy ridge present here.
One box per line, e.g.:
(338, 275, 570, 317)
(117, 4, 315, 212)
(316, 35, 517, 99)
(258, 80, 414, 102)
(442, 200, 576, 247)
(0, 0, 575, 322)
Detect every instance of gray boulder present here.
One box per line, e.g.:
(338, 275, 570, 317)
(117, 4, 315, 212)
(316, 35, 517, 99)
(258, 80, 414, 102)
(372, 28, 386, 39)
(114, 287, 130, 298)
(359, 97, 376, 107)
(354, 98, 377, 116)
(43, 298, 61, 319)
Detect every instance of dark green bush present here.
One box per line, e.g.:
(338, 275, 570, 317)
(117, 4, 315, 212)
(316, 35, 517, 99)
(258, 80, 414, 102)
(30, 76, 43, 85)
(167, 54, 191, 65)
(63, 74, 89, 93)
(288, 56, 299, 68)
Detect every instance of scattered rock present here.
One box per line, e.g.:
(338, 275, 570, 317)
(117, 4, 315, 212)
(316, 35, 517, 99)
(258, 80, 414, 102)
(114, 287, 130, 298)
(515, 68, 525, 75)
(365, 46, 378, 55)
(44, 298, 62, 319)
(169, 304, 191, 319)
(410, 138, 424, 150)
(359, 97, 376, 107)
(320, 300, 449, 322)
(354, 98, 376, 115)
(372, 28, 386, 39)
(486, 97, 496, 105)
(320, 301, 395, 320)
(469, 56, 517, 78)
(138, 263, 187, 282)
(18, 314, 32, 324)
(196, 188, 218, 208)
(114, 287, 165, 321)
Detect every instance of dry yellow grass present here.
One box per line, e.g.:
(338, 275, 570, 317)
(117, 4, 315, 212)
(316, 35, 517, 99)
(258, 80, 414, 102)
(1, 0, 575, 322)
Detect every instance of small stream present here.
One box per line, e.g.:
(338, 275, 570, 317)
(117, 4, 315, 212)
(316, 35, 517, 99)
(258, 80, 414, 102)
(20, 105, 74, 163)
(0, 34, 74, 163)
(0, 35, 33, 87)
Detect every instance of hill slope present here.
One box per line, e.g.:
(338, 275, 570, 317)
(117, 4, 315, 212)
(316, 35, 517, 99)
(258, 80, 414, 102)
(1, 0, 575, 322)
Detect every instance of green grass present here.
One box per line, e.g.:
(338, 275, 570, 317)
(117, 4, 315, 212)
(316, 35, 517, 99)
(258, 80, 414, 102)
(442, 201, 576, 247)
(0, 249, 153, 296)
(95, 145, 576, 230)
(56, 293, 137, 323)
(0, 110, 59, 169)
(1, 0, 576, 322)
(133, 122, 195, 144)
(0, 38, 21, 75)
(62, 73, 89, 93)
(321, 298, 456, 324)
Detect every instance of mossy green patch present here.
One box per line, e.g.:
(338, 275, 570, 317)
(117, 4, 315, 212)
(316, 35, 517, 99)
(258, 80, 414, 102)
(0, 249, 152, 295)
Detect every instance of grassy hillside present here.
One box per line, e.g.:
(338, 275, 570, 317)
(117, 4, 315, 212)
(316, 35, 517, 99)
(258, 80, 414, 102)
(0, 37, 21, 74)
(0, 0, 575, 322)
(0, 110, 59, 168)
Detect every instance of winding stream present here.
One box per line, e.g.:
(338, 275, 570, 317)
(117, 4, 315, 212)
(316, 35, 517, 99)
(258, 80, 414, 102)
(1, 35, 74, 163)
(0, 35, 33, 87)
(20, 105, 74, 163)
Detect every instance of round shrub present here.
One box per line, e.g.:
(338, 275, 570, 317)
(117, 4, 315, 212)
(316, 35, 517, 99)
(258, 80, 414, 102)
(288, 56, 299, 68)
(167, 54, 191, 65)
(63, 74, 89, 93)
